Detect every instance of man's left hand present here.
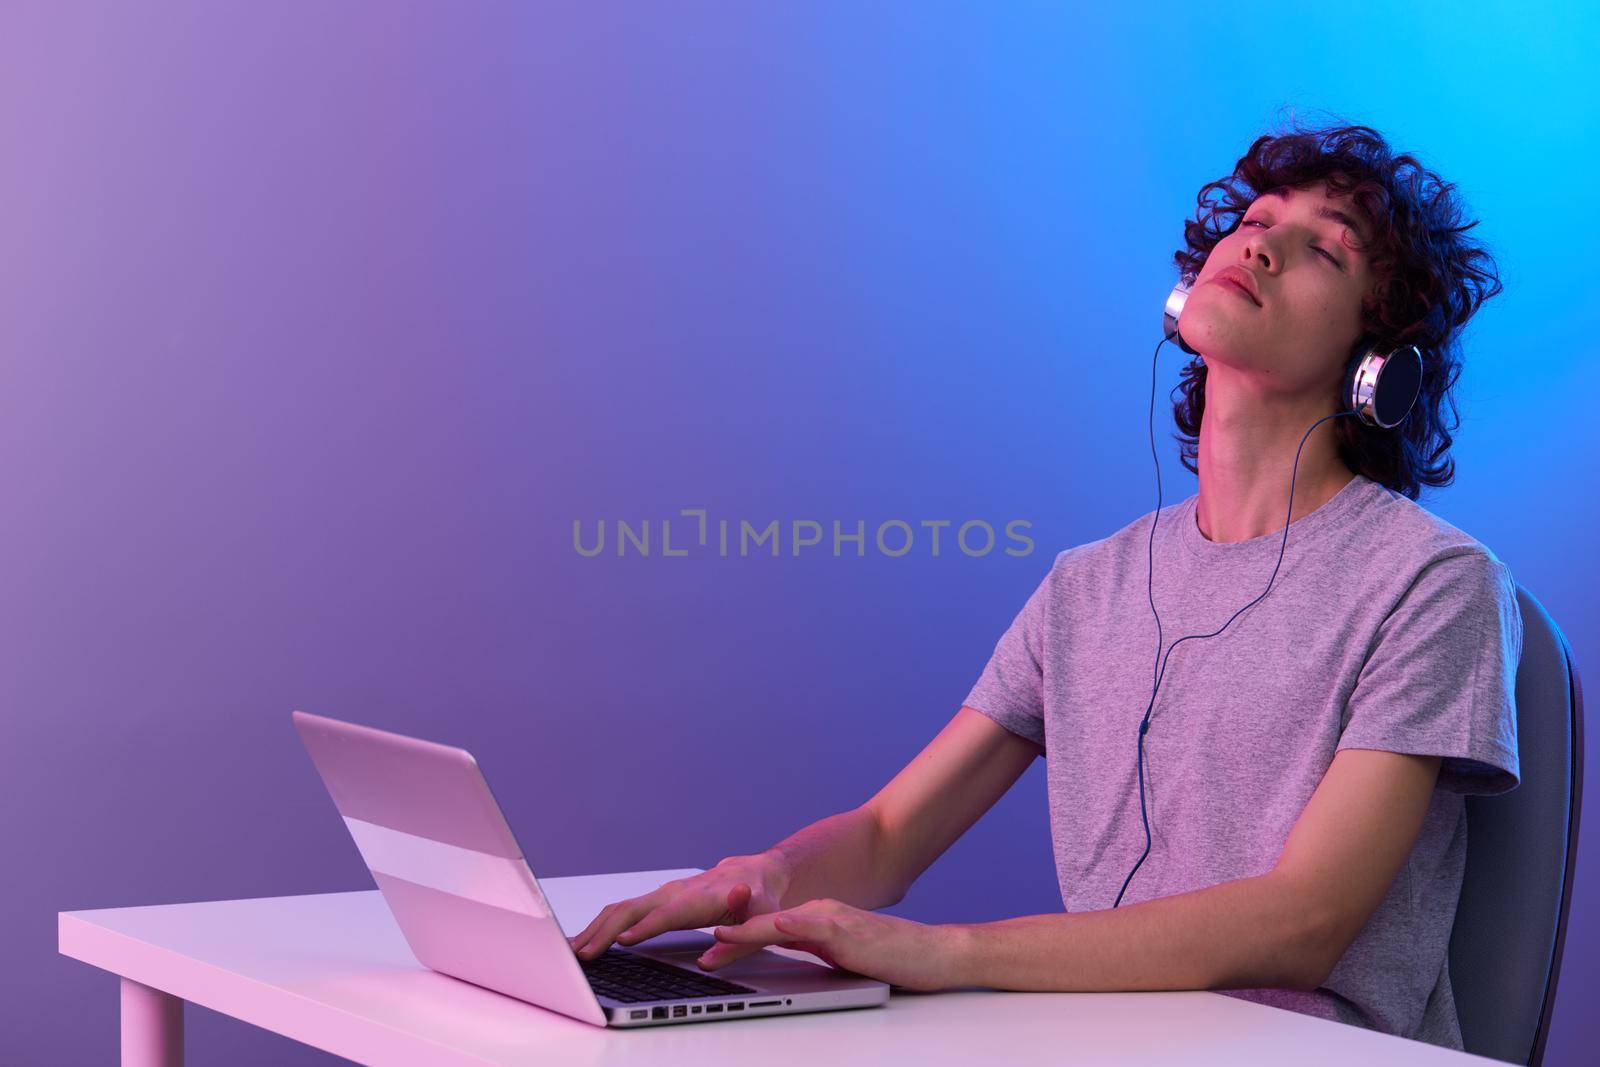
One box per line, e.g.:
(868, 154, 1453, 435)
(697, 898, 964, 992)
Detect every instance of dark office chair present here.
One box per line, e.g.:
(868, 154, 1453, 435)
(1448, 583, 1584, 1066)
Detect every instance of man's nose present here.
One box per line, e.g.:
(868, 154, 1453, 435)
(1241, 236, 1273, 271)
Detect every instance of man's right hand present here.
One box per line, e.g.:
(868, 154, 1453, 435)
(567, 853, 791, 968)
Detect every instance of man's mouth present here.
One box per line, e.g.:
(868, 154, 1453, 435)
(1222, 278, 1255, 302)
(1211, 273, 1261, 307)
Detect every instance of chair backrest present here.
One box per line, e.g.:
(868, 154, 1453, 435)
(1449, 583, 1584, 1066)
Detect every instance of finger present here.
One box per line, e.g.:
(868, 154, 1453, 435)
(588, 898, 660, 955)
(570, 902, 618, 948)
(773, 914, 827, 938)
(576, 898, 654, 958)
(581, 877, 693, 953)
(698, 913, 832, 970)
(695, 937, 775, 970)
(616, 890, 720, 946)
(570, 902, 618, 952)
(620, 878, 758, 945)
(772, 917, 843, 969)
(709, 912, 792, 945)
(721, 881, 753, 923)
(572, 904, 621, 957)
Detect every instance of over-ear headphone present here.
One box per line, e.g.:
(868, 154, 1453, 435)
(1162, 272, 1424, 429)
(1110, 274, 1426, 909)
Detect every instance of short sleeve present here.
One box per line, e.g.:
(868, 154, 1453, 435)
(1335, 548, 1523, 795)
(962, 556, 1060, 750)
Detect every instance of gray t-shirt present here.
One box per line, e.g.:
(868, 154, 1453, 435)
(963, 473, 1522, 1051)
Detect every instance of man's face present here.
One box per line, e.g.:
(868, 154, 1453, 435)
(1179, 179, 1377, 402)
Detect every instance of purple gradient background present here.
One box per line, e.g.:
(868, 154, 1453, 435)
(3, 3, 1594, 1063)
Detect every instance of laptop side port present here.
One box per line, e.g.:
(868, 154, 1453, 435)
(651, 1007, 667, 1020)
(672, 1005, 687, 1018)
(727, 1002, 744, 1011)
(749, 1000, 781, 1008)
(705, 1004, 724, 1014)
(630, 1010, 647, 1020)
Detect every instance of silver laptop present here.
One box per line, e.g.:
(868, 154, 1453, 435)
(292, 709, 890, 1027)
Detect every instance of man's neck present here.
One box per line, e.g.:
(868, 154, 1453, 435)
(1194, 370, 1356, 544)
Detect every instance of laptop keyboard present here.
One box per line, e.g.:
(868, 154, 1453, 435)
(579, 947, 759, 1003)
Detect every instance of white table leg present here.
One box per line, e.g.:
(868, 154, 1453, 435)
(121, 978, 183, 1066)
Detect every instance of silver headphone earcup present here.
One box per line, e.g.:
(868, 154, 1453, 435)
(1163, 275, 1200, 355)
(1345, 344, 1423, 428)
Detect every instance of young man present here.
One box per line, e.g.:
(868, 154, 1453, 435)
(568, 123, 1521, 1053)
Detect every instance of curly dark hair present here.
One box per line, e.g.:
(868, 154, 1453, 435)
(1170, 119, 1503, 500)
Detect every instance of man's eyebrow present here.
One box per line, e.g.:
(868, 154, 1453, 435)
(1252, 187, 1370, 248)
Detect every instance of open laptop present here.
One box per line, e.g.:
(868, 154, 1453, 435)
(292, 709, 890, 1028)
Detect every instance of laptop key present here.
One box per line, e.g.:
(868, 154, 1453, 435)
(581, 949, 759, 1001)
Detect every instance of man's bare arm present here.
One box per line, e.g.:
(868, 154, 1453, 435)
(769, 706, 1042, 910)
(574, 706, 1039, 957)
(948, 748, 1442, 991)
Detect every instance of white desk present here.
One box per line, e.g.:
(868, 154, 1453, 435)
(59, 868, 1503, 1065)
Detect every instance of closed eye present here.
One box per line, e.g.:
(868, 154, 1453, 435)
(1241, 218, 1341, 267)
